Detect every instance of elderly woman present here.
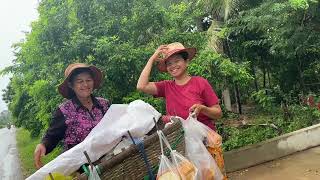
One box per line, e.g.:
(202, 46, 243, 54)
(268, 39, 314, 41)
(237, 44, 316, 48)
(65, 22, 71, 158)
(137, 42, 222, 130)
(34, 63, 110, 169)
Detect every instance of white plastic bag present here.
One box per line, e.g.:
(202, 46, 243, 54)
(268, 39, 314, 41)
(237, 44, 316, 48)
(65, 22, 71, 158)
(157, 131, 181, 180)
(171, 150, 198, 180)
(157, 154, 180, 180)
(181, 114, 222, 148)
(157, 130, 197, 180)
(179, 114, 223, 180)
(185, 136, 223, 180)
(27, 100, 161, 180)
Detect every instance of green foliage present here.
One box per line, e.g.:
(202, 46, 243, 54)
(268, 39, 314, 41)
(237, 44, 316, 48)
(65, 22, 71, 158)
(221, 125, 278, 151)
(226, 0, 320, 94)
(220, 104, 320, 151)
(285, 105, 320, 132)
(189, 50, 253, 89)
(251, 89, 276, 111)
(289, 0, 309, 10)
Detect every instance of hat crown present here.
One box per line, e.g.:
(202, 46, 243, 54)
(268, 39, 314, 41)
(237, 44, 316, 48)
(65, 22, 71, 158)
(165, 42, 186, 54)
(64, 63, 89, 78)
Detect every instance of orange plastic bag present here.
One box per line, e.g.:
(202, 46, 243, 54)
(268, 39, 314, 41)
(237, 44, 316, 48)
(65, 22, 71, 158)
(207, 146, 227, 180)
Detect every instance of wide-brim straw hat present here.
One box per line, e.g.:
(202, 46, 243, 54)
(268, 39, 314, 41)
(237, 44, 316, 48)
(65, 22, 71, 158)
(58, 63, 103, 99)
(157, 42, 196, 72)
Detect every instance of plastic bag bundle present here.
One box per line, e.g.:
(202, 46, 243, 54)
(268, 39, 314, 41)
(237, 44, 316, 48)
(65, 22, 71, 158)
(182, 114, 227, 179)
(185, 136, 223, 180)
(180, 114, 222, 148)
(207, 146, 226, 179)
(157, 130, 180, 180)
(180, 114, 224, 180)
(157, 130, 197, 180)
(157, 154, 180, 180)
(171, 150, 197, 180)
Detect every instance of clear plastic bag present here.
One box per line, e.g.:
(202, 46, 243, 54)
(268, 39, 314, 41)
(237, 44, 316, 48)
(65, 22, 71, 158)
(157, 131, 181, 180)
(157, 130, 197, 180)
(157, 154, 181, 180)
(185, 136, 223, 180)
(181, 114, 222, 148)
(179, 114, 224, 180)
(171, 150, 197, 180)
(184, 114, 227, 179)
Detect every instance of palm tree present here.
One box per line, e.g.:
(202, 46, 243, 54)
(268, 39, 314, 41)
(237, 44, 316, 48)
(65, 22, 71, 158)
(199, 0, 262, 113)
(195, 0, 239, 112)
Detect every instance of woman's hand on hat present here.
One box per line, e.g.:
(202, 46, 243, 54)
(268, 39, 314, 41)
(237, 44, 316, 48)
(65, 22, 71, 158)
(189, 104, 205, 117)
(150, 45, 168, 62)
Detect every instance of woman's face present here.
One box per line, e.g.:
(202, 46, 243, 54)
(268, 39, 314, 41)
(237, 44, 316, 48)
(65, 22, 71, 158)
(165, 54, 188, 78)
(70, 72, 94, 99)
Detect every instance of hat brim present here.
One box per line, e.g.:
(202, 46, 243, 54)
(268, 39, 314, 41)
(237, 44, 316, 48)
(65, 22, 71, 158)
(157, 48, 196, 72)
(58, 66, 103, 99)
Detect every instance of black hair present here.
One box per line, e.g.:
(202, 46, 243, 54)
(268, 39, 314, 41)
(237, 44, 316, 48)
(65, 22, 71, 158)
(68, 68, 94, 84)
(67, 87, 77, 99)
(179, 52, 189, 60)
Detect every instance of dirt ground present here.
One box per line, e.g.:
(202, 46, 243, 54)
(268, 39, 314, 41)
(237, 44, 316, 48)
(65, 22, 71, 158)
(228, 146, 320, 180)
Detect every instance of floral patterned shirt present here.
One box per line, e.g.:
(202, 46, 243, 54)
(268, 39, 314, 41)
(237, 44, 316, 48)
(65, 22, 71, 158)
(42, 96, 110, 154)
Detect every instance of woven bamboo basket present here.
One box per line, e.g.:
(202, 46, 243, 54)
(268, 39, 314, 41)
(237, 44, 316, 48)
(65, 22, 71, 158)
(77, 119, 185, 180)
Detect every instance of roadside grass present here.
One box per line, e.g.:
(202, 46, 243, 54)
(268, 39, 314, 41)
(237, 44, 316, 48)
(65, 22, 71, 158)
(219, 105, 320, 151)
(16, 128, 61, 178)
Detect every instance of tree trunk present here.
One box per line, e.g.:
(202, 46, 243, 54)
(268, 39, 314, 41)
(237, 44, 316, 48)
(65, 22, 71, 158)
(267, 68, 271, 89)
(297, 56, 306, 93)
(234, 83, 242, 114)
(252, 64, 259, 91)
(222, 87, 232, 111)
(262, 66, 266, 88)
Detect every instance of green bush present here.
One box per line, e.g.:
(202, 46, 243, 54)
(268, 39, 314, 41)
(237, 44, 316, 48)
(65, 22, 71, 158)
(220, 125, 278, 151)
(219, 104, 320, 151)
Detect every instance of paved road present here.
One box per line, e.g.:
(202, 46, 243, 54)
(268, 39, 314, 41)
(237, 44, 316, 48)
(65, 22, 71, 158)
(228, 146, 320, 180)
(0, 127, 23, 180)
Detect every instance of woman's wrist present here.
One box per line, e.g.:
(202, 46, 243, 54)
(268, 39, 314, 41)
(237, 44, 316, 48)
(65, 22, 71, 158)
(149, 53, 158, 63)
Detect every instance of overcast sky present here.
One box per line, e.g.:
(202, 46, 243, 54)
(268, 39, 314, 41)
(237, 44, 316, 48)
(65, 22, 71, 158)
(0, 0, 39, 112)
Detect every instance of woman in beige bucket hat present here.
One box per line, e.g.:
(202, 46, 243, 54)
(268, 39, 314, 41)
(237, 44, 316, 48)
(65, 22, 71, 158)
(137, 42, 222, 130)
(34, 63, 111, 169)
